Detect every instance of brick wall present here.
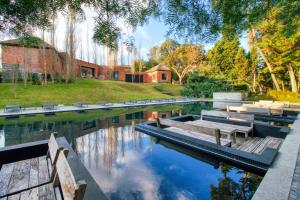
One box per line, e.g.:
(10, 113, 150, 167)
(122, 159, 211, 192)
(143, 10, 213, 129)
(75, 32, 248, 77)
(2, 45, 63, 75)
(1, 45, 172, 83)
(156, 71, 172, 83)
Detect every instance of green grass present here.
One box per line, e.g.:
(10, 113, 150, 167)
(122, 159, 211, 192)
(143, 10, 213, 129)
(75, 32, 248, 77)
(248, 90, 300, 102)
(0, 79, 183, 108)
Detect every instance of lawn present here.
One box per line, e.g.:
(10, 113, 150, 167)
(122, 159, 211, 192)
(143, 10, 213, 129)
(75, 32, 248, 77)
(0, 79, 183, 108)
(248, 90, 300, 102)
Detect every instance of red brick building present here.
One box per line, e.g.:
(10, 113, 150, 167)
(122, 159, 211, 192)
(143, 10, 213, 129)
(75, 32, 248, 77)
(0, 38, 172, 83)
(0, 38, 64, 81)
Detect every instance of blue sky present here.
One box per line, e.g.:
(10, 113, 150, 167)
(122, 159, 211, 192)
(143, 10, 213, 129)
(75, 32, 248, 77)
(1, 7, 248, 65)
(132, 18, 249, 54)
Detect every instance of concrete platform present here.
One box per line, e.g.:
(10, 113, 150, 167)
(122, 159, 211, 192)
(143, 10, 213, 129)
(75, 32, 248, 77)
(0, 99, 252, 118)
(252, 114, 300, 200)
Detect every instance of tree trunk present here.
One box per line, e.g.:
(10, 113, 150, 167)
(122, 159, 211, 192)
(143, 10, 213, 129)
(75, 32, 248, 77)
(288, 64, 298, 93)
(252, 68, 256, 92)
(179, 76, 183, 85)
(65, 8, 76, 83)
(249, 27, 281, 91)
(248, 29, 256, 93)
(23, 47, 27, 87)
(257, 47, 281, 91)
(42, 29, 47, 85)
(50, 14, 56, 84)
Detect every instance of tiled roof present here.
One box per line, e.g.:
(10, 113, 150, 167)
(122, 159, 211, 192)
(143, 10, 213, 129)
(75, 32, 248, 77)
(146, 64, 171, 73)
(0, 37, 54, 49)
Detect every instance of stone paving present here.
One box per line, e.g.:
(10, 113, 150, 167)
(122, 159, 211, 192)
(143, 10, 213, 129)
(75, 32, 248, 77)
(288, 145, 300, 200)
(252, 114, 300, 200)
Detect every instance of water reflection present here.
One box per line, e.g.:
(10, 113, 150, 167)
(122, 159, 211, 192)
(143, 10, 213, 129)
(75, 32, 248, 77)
(0, 127, 4, 148)
(76, 121, 262, 200)
(76, 125, 161, 200)
(0, 103, 262, 199)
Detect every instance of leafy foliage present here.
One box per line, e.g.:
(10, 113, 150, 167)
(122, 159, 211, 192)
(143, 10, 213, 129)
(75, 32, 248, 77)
(160, 0, 300, 42)
(0, 0, 158, 49)
(164, 44, 207, 84)
(207, 36, 251, 85)
(256, 8, 300, 92)
(181, 73, 233, 97)
(148, 39, 179, 63)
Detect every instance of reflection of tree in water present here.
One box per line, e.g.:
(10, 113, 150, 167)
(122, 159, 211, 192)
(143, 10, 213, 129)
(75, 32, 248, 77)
(103, 126, 119, 174)
(75, 118, 148, 174)
(210, 163, 262, 200)
(182, 102, 213, 115)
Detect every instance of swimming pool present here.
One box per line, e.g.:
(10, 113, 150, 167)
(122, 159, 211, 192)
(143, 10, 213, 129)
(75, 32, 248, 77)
(0, 103, 262, 199)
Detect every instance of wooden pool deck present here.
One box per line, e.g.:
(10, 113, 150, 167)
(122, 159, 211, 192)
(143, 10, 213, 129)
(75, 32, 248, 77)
(0, 99, 253, 118)
(232, 136, 283, 155)
(137, 114, 289, 173)
(0, 137, 107, 200)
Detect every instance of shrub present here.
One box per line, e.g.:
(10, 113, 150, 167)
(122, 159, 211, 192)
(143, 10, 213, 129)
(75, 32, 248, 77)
(181, 73, 249, 98)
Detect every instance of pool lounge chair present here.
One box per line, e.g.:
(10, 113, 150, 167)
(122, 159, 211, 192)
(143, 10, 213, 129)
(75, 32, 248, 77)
(4, 105, 21, 113)
(42, 102, 55, 110)
(96, 101, 113, 106)
(73, 102, 88, 108)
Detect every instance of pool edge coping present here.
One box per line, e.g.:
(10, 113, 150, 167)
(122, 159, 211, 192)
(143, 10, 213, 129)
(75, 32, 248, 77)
(252, 114, 300, 200)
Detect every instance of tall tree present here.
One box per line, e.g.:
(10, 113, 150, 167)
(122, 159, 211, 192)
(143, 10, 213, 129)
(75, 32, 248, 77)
(256, 8, 300, 92)
(164, 44, 207, 85)
(1, 0, 158, 49)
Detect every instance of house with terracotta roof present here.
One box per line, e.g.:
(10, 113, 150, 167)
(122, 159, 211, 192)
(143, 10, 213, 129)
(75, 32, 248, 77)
(145, 64, 172, 83)
(0, 37, 172, 83)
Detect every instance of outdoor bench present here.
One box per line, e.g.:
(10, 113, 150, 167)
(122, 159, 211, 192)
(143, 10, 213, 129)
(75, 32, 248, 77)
(0, 133, 87, 200)
(73, 102, 88, 108)
(4, 105, 21, 113)
(42, 102, 55, 110)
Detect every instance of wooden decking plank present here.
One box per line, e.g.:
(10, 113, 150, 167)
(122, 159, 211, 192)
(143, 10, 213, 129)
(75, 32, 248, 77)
(234, 136, 283, 155)
(266, 136, 283, 149)
(38, 183, 55, 200)
(38, 156, 50, 185)
(186, 120, 235, 134)
(246, 138, 264, 153)
(0, 163, 14, 197)
(253, 137, 273, 154)
(165, 127, 231, 146)
(20, 187, 39, 200)
(7, 159, 30, 194)
(237, 138, 255, 151)
(54, 187, 63, 200)
(29, 158, 39, 188)
(7, 193, 20, 200)
(47, 158, 53, 178)
(238, 137, 260, 152)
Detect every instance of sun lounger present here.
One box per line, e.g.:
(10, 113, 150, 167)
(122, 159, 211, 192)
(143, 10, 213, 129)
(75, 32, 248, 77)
(73, 102, 88, 108)
(4, 105, 21, 113)
(42, 102, 55, 110)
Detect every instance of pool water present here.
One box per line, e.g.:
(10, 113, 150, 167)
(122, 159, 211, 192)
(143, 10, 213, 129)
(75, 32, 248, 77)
(0, 103, 262, 200)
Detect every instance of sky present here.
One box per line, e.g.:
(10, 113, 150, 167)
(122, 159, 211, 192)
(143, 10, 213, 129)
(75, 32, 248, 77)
(1, 7, 249, 66)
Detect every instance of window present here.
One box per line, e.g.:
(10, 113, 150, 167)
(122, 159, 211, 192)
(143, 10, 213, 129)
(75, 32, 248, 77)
(162, 73, 167, 81)
(112, 71, 119, 80)
(1, 64, 24, 82)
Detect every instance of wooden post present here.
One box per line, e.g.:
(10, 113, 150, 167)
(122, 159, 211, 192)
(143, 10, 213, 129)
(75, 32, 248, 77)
(156, 118, 161, 128)
(232, 132, 236, 144)
(215, 129, 221, 145)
